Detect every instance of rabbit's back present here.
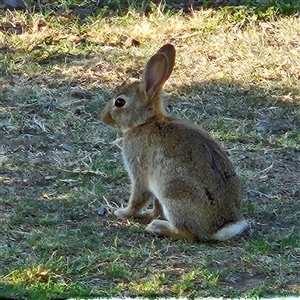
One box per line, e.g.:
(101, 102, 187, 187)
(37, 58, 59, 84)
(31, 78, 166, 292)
(123, 116, 242, 238)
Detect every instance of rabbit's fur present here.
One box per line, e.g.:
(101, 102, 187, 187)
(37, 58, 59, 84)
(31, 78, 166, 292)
(102, 44, 248, 242)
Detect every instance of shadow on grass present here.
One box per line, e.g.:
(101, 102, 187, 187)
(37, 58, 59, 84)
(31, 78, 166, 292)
(0, 49, 300, 298)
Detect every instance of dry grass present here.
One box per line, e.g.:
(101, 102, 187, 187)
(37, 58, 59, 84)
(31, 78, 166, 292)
(0, 6, 299, 299)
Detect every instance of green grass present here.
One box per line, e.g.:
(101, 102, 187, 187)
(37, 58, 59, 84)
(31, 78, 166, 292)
(1, 2, 300, 299)
(2, 0, 300, 16)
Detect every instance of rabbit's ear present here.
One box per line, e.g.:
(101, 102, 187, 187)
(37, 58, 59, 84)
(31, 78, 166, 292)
(144, 44, 175, 93)
(156, 44, 176, 82)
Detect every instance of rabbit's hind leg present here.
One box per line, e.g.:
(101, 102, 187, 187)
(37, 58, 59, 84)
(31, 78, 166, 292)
(145, 219, 197, 243)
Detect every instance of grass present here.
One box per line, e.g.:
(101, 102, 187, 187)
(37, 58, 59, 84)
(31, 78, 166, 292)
(1, 2, 300, 299)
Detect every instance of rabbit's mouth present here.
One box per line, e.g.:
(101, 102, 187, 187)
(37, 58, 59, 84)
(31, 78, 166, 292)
(101, 110, 115, 126)
(101, 110, 130, 133)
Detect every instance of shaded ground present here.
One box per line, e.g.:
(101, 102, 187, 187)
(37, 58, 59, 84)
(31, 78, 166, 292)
(1, 73, 299, 297)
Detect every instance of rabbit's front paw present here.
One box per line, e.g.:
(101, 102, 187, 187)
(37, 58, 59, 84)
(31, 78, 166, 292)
(114, 208, 133, 220)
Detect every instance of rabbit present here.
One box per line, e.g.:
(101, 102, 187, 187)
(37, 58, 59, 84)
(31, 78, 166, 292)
(101, 44, 248, 242)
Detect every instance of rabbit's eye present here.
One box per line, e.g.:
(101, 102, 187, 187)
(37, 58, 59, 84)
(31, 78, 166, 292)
(115, 97, 126, 108)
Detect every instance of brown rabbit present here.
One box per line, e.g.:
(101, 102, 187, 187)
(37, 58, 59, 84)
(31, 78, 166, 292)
(101, 44, 248, 242)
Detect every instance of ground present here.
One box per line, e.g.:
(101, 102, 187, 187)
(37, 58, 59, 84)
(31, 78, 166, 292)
(0, 4, 300, 299)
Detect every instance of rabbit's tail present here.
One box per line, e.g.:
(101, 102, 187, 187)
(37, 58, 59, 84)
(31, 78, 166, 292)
(211, 220, 248, 241)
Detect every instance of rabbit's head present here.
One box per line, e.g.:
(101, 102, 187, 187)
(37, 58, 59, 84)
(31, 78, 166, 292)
(101, 44, 175, 132)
